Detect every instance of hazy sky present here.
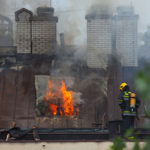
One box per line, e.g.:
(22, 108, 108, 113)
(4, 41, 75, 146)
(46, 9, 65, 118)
(52, 0, 150, 30)
(0, 0, 150, 45)
(53, 0, 150, 44)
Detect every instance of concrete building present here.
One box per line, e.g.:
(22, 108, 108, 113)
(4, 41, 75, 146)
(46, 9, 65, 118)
(0, 15, 13, 46)
(114, 6, 138, 67)
(15, 7, 58, 54)
(86, 6, 138, 68)
(85, 14, 113, 69)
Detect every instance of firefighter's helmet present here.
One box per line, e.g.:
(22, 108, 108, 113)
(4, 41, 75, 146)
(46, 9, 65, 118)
(120, 82, 128, 91)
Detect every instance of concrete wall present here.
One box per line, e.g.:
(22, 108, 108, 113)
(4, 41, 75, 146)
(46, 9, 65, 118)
(0, 142, 145, 150)
(86, 15, 112, 69)
(115, 12, 138, 67)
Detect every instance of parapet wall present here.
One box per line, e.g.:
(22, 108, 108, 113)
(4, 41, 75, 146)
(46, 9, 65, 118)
(0, 142, 145, 150)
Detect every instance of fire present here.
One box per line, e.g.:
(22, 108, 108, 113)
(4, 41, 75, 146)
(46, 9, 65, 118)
(45, 80, 60, 101)
(61, 81, 74, 116)
(45, 80, 76, 116)
(49, 104, 57, 115)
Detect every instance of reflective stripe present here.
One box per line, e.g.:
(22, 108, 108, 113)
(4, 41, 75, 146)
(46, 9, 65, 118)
(123, 110, 130, 113)
(124, 92, 129, 95)
(123, 98, 129, 101)
(123, 113, 136, 116)
(123, 110, 136, 113)
(118, 100, 123, 102)
(123, 96, 129, 98)
(131, 112, 136, 114)
(121, 91, 136, 116)
(127, 136, 135, 140)
(123, 110, 136, 116)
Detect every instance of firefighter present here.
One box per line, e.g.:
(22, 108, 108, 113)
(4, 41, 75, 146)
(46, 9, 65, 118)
(118, 82, 140, 138)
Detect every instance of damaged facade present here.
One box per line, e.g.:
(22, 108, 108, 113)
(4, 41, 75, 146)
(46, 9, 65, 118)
(85, 6, 145, 128)
(0, 7, 57, 128)
(0, 5, 145, 130)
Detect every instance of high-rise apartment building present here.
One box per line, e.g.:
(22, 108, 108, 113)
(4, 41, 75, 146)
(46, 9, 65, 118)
(86, 6, 138, 68)
(85, 14, 113, 69)
(114, 6, 138, 67)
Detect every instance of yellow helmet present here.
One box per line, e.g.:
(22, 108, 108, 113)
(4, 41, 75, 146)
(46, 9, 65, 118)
(120, 82, 128, 91)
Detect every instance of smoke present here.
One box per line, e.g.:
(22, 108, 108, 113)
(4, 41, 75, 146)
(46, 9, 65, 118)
(23, 4, 32, 11)
(55, 0, 124, 46)
(0, 1, 5, 12)
(0, 0, 149, 64)
(63, 20, 81, 46)
(55, 0, 85, 46)
(88, 5, 113, 16)
(22, 0, 51, 13)
(0, 1, 10, 16)
(55, 0, 150, 46)
(0, 0, 51, 16)
(0, 0, 149, 46)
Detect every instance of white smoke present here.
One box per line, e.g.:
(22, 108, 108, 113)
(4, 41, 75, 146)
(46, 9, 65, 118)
(24, 4, 32, 11)
(0, 0, 149, 45)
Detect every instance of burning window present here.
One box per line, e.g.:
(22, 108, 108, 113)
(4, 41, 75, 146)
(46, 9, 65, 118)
(35, 76, 81, 117)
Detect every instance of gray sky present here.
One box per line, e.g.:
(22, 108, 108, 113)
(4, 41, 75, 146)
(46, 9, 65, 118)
(52, 0, 150, 32)
(53, 0, 150, 45)
(0, 0, 150, 45)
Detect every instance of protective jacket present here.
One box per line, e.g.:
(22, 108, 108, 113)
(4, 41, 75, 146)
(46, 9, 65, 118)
(118, 91, 140, 116)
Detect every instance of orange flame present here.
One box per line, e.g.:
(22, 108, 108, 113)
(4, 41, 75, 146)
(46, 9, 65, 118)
(45, 80, 55, 101)
(45, 80, 76, 116)
(49, 104, 57, 115)
(60, 81, 74, 116)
